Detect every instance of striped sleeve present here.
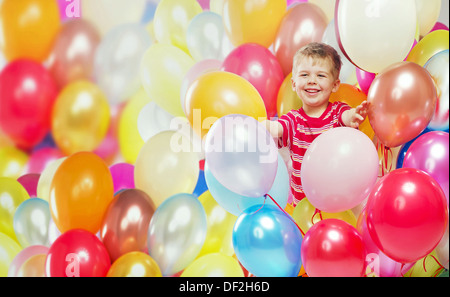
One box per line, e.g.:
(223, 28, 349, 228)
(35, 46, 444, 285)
(277, 111, 295, 150)
(336, 101, 352, 126)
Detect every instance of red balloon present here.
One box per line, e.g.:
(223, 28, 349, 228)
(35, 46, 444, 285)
(301, 219, 366, 277)
(0, 60, 58, 150)
(366, 168, 448, 264)
(221, 43, 284, 118)
(46, 229, 111, 277)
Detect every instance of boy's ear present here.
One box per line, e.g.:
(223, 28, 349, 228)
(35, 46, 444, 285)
(332, 79, 341, 93)
(291, 77, 296, 91)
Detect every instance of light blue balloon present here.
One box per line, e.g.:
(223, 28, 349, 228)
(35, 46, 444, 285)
(232, 204, 302, 277)
(204, 153, 289, 216)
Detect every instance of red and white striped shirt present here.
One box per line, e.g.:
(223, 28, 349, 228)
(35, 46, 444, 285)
(278, 101, 351, 206)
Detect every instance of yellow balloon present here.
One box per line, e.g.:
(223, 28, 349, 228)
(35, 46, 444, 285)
(36, 157, 66, 203)
(223, 0, 286, 47)
(16, 254, 46, 277)
(141, 43, 195, 117)
(277, 73, 302, 117)
(118, 88, 150, 164)
(292, 198, 357, 235)
(185, 71, 267, 139)
(0, 177, 29, 242)
(0, 147, 28, 179)
(0, 232, 22, 277)
(107, 252, 162, 277)
(181, 253, 244, 277)
(197, 191, 236, 258)
(51, 80, 110, 155)
(134, 130, 199, 207)
(403, 250, 445, 277)
(153, 0, 202, 53)
(406, 30, 449, 66)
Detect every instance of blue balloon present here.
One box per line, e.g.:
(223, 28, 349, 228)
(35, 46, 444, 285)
(204, 153, 289, 216)
(192, 169, 208, 197)
(232, 204, 302, 277)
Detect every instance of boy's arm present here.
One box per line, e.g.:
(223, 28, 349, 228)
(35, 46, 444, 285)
(341, 101, 369, 129)
(263, 119, 284, 139)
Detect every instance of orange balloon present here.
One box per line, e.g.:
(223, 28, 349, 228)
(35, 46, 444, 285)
(185, 71, 267, 139)
(330, 83, 374, 140)
(0, 0, 61, 62)
(50, 152, 114, 234)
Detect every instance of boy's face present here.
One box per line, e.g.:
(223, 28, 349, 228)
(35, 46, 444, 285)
(291, 57, 340, 110)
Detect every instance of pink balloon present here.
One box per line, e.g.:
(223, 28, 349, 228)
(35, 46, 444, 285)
(431, 22, 449, 32)
(221, 43, 284, 118)
(25, 147, 64, 174)
(301, 127, 379, 213)
(403, 131, 449, 204)
(8, 245, 49, 277)
(287, 0, 308, 7)
(196, 0, 210, 10)
(109, 163, 135, 193)
(17, 173, 40, 198)
(355, 68, 376, 95)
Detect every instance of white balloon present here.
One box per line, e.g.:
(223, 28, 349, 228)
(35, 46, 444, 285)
(138, 101, 174, 143)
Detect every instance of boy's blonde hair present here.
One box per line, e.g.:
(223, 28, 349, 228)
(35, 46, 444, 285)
(292, 42, 342, 80)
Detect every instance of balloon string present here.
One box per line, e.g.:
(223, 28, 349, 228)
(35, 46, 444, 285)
(265, 194, 305, 236)
(311, 208, 323, 225)
(422, 254, 445, 277)
(376, 139, 393, 177)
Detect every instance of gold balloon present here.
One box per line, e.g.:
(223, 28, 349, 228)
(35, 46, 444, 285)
(292, 198, 357, 235)
(197, 191, 236, 258)
(0, 177, 29, 242)
(51, 80, 110, 155)
(181, 253, 244, 277)
(134, 131, 199, 207)
(277, 73, 302, 117)
(0, 147, 28, 179)
(406, 30, 449, 66)
(107, 252, 162, 277)
(16, 254, 46, 277)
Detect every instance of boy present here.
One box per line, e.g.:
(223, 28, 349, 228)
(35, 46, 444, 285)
(264, 42, 369, 206)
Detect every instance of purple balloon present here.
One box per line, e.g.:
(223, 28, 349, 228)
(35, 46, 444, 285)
(109, 163, 135, 193)
(403, 131, 449, 205)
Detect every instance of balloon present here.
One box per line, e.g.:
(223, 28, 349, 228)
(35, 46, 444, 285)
(309, 0, 336, 23)
(0, 0, 61, 62)
(147, 193, 207, 276)
(196, 191, 236, 258)
(134, 131, 199, 207)
(109, 163, 135, 194)
(46, 229, 111, 277)
(13, 198, 51, 248)
(7, 245, 48, 277)
(204, 153, 289, 216)
(16, 253, 46, 277)
(292, 198, 357, 235)
(0, 147, 27, 180)
(47, 19, 100, 88)
(153, 0, 202, 53)
(424, 50, 449, 131)
(24, 147, 64, 175)
(0, 60, 58, 149)
(406, 30, 449, 66)
(435, 222, 449, 270)
(36, 157, 66, 203)
(367, 61, 437, 148)
(415, 0, 442, 36)
(221, 43, 284, 118)
(181, 253, 244, 277)
(321, 18, 357, 85)
(274, 3, 328, 76)
(81, 0, 147, 36)
(233, 204, 302, 277)
(51, 80, 110, 155)
(185, 71, 267, 139)
(403, 251, 445, 277)
(204, 114, 278, 197)
(396, 128, 431, 169)
(336, 0, 416, 73)
(403, 131, 449, 204)
(0, 178, 29, 242)
(17, 174, 40, 198)
(107, 252, 162, 277)
(301, 127, 379, 213)
(186, 11, 233, 61)
(193, 170, 208, 198)
(222, 0, 286, 48)
(301, 219, 366, 277)
(118, 88, 150, 164)
(140, 43, 195, 117)
(357, 210, 414, 277)
(329, 83, 374, 140)
(100, 189, 156, 262)
(49, 152, 114, 234)
(366, 168, 448, 263)
(431, 22, 449, 32)
(94, 23, 152, 104)
(277, 73, 302, 117)
(0, 232, 22, 277)
(355, 68, 376, 95)
(137, 102, 176, 142)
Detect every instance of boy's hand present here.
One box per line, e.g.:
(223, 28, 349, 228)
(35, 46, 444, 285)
(344, 101, 369, 128)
